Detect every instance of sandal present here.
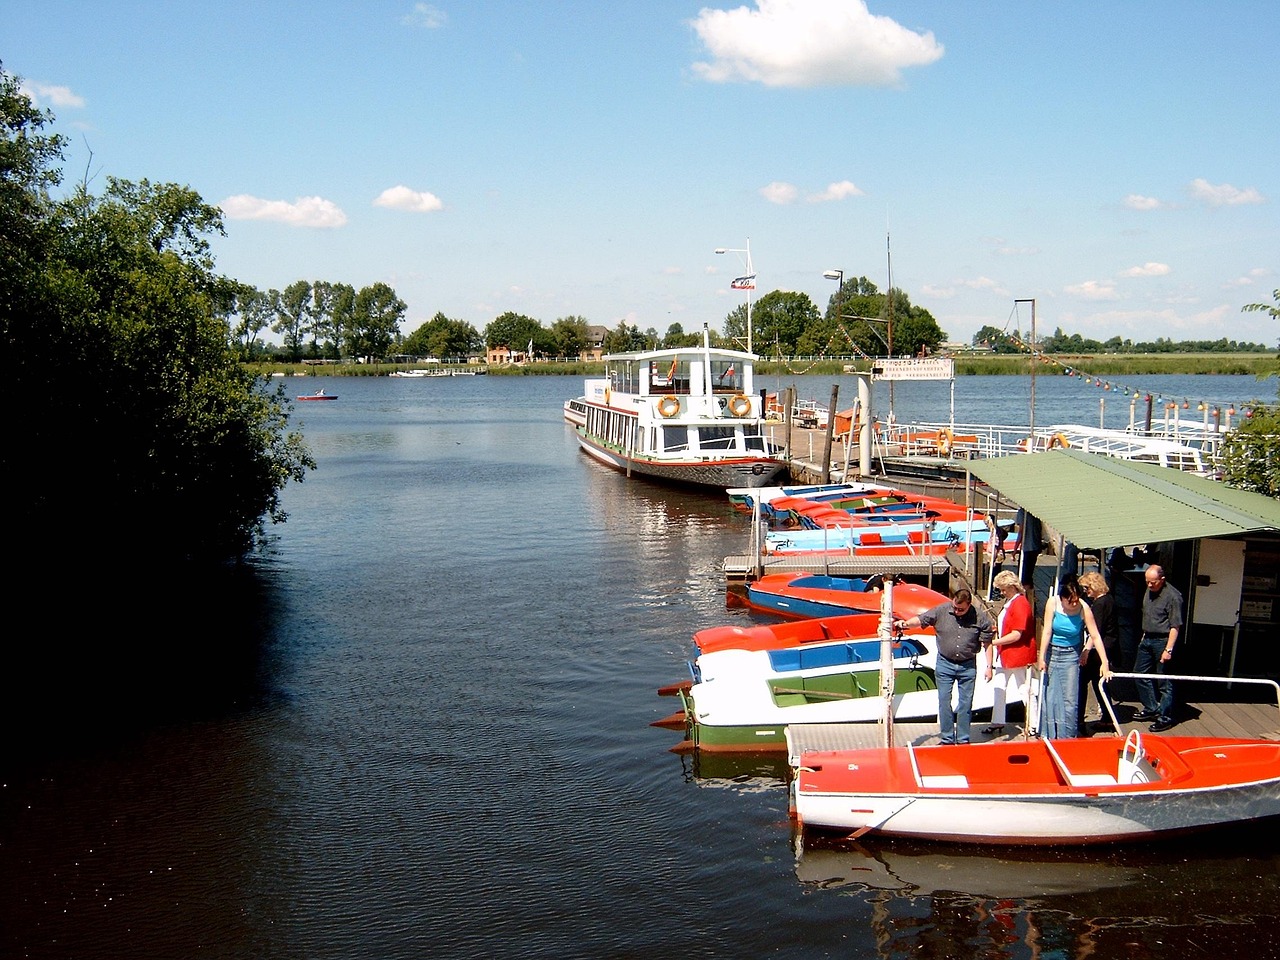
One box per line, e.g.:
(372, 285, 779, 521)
(981, 725, 1005, 735)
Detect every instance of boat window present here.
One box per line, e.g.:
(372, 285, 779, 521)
(608, 359, 641, 395)
(661, 424, 689, 452)
(709, 361, 740, 393)
(697, 425, 737, 451)
(650, 358, 685, 393)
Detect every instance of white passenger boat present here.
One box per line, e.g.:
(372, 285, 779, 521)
(572, 327, 786, 489)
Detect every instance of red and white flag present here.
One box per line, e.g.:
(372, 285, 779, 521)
(731, 275, 756, 290)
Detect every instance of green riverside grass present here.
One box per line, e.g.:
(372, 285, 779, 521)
(250, 353, 1277, 379)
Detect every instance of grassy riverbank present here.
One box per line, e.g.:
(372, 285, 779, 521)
(251, 353, 1277, 379)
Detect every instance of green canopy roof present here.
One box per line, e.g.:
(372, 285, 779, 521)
(964, 449, 1280, 549)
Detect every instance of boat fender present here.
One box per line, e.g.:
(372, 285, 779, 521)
(937, 428, 954, 457)
(658, 395, 680, 418)
(1049, 432, 1071, 449)
(728, 394, 752, 417)
(604, 386, 611, 406)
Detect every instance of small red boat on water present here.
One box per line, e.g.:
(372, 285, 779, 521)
(793, 729, 1280, 845)
(297, 389, 337, 401)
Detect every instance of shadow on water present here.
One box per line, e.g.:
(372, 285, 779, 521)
(1, 557, 287, 772)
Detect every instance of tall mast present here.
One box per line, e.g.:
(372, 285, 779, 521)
(886, 226, 894, 415)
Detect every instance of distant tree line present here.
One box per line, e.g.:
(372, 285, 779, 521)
(972, 325, 1273, 355)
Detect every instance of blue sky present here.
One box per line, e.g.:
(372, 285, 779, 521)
(10, 0, 1279, 348)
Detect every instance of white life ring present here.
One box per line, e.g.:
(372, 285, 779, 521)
(728, 394, 752, 417)
(657, 395, 680, 418)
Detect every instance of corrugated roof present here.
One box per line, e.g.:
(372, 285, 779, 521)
(965, 449, 1280, 549)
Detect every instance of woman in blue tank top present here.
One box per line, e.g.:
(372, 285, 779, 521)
(1036, 573, 1111, 738)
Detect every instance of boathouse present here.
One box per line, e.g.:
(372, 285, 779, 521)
(962, 448, 1280, 681)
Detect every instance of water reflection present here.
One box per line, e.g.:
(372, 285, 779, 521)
(795, 828, 1280, 958)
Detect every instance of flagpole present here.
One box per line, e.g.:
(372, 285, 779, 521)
(715, 238, 755, 354)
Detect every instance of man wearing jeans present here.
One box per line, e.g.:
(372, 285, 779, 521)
(895, 589, 994, 745)
(1133, 564, 1183, 732)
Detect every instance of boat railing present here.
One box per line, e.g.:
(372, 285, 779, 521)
(1099, 672, 1280, 735)
(878, 420, 1217, 472)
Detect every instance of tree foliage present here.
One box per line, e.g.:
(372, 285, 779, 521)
(1, 65, 314, 564)
(402, 311, 482, 360)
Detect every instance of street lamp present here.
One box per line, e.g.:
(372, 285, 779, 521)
(824, 269, 843, 358)
(715, 238, 754, 354)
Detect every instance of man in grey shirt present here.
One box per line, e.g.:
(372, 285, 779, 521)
(1133, 564, 1184, 732)
(895, 588, 995, 745)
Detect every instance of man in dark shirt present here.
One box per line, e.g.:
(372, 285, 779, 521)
(895, 589, 995, 745)
(1133, 564, 1183, 732)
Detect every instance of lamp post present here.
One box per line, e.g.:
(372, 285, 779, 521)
(824, 268, 844, 361)
(715, 238, 754, 354)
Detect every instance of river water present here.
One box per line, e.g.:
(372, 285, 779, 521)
(2, 372, 1277, 959)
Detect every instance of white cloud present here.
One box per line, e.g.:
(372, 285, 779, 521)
(401, 3, 446, 28)
(1225, 267, 1270, 288)
(1064, 279, 1118, 301)
(921, 283, 956, 299)
(1123, 194, 1165, 211)
(374, 185, 444, 212)
(806, 179, 864, 202)
(220, 194, 348, 228)
(1119, 262, 1170, 278)
(690, 0, 944, 88)
(1187, 178, 1266, 207)
(19, 80, 85, 109)
(759, 180, 799, 204)
(957, 276, 1008, 296)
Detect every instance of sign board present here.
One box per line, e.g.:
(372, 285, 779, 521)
(873, 358, 955, 382)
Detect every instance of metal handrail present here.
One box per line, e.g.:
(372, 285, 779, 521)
(1098, 672, 1280, 735)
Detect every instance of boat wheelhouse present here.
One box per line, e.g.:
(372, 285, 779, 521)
(573, 329, 786, 489)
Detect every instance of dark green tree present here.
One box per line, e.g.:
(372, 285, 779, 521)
(742, 290, 820, 356)
(484, 310, 542, 352)
(274, 279, 311, 360)
(601, 320, 646, 353)
(1, 65, 314, 563)
(550, 315, 589, 358)
(403, 311, 481, 360)
(349, 282, 405, 360)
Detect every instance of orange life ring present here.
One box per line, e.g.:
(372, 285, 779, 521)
(658, 395, 680, 418)
(937, 428, 954, 457)
(728, 394, 751, 417)
(1048, 432, 1071, 449)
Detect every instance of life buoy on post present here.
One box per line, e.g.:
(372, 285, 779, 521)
(658, 395, 681, 418)
(728, 394, 752, 417)
(937, 428, 954, 457)
(1049, 432, 1071, 449)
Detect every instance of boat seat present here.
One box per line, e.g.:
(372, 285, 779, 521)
(860, 532, 883, 545)
(919, 774, 969, 788)
(1066, 773, 1118, 787)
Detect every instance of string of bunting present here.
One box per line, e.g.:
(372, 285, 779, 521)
(768, 322, 873, 375)
(1000, 332, 1261, 422)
